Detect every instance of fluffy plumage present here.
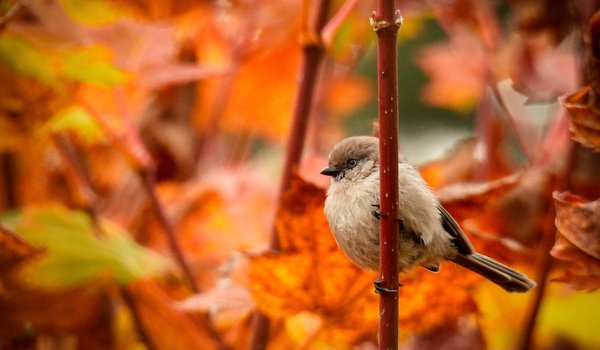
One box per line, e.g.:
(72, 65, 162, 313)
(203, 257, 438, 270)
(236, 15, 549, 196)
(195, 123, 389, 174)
(321, 136, 536, 293)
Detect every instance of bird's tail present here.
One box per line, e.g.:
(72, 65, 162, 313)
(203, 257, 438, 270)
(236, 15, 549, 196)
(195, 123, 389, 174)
(451, 253, 536, 293)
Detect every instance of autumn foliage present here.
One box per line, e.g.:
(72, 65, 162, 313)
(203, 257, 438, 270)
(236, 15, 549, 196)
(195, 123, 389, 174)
(1, 0, 600, 349)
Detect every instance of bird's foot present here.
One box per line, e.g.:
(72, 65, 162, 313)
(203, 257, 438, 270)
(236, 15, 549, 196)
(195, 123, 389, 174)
(374, 279, 402, 294)
(371, 204, 406, 231)
(371, 204, 387, 220)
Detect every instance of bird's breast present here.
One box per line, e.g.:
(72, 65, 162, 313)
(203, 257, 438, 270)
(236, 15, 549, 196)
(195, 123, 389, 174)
(324, 178, 381, 270)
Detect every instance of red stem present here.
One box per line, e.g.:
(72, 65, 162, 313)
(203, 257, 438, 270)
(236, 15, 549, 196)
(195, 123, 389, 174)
(247, 1, 332, 349)
(373, 1, 401, 349)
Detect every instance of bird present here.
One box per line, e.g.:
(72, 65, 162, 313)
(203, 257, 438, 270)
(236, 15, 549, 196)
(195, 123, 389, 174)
(320, 136, 536, 293)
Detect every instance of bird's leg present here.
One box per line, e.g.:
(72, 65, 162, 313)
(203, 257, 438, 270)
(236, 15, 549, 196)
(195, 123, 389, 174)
(374, 279, 402, 294)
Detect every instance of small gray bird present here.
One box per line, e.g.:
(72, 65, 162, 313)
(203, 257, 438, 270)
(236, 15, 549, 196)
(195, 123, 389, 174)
(321, 136, 536, 292)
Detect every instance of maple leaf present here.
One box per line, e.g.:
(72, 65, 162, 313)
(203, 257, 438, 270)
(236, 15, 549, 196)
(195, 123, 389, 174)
(249, 176, 375, 329)
(428, 165, 551, 267)
(551, 192, 600, 291)
(432, 171, 533, 265)
(249, 175, 481, 346)
(561, 86, 600, 152)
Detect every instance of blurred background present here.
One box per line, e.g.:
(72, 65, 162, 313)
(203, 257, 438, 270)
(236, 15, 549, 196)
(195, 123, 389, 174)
(1, 0, 600, 349)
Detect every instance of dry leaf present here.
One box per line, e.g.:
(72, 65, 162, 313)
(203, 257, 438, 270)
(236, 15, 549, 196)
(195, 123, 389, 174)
(551, 192, 600, 291)
(437, 173, 521, 220)
(561, 86, 600, 152)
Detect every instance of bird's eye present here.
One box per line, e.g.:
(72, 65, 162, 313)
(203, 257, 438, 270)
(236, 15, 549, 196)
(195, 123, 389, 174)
(347, 159, 357, 168)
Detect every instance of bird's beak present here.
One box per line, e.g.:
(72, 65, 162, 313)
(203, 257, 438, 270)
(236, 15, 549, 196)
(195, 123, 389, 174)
(320, 166, 341, 177)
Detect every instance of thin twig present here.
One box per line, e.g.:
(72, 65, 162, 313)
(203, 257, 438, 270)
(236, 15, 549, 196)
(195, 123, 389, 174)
(138, 168, 200, 293)
(52, 133, 102, 235)
(247, 1, 332, 349)
(373, 1, 401, 349)
(321, 0, 360, 47)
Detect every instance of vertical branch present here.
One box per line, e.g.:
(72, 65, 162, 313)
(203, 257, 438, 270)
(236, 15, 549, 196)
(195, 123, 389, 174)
(247, 1, 332, 349)
(372, 1, 401, 350)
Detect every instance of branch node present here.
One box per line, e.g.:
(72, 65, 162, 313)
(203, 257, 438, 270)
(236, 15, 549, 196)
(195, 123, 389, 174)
(394, 10, 403, 28)
(370, 11, 390, 32)
(370, 10, 403, 32)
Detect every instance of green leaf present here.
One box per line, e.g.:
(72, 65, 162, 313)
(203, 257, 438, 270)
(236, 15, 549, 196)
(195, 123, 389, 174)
(1, 206, 169, 289)
(63, 46, 130, 86)
(0, 36, 60, 87)
(49, 105, 106, 145)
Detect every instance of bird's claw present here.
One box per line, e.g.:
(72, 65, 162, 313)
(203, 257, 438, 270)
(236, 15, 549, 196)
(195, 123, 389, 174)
(374, 279, 401, 294)
(371, 204, 405, 231)
(371, 204, 387, 219)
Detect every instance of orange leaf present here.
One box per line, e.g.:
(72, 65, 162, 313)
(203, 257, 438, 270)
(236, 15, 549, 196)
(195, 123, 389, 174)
(399, 264, 479, 335)
(551, 191, 600, 291)
(125, 279, 221, 350)
(561, 86, 600, 152)
(249, 175, 480, 343)
(249, 175, 375, 336)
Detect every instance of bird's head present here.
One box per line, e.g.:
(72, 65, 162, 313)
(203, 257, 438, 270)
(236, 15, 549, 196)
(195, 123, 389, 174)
(320, 136, 380, 182)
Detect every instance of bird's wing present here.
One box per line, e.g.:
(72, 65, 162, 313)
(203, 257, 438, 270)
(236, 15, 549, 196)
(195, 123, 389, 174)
(438, 205, 475, 255)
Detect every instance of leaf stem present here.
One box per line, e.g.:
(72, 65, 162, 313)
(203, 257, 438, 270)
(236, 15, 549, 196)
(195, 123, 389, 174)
(373, 1, 401, 349)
